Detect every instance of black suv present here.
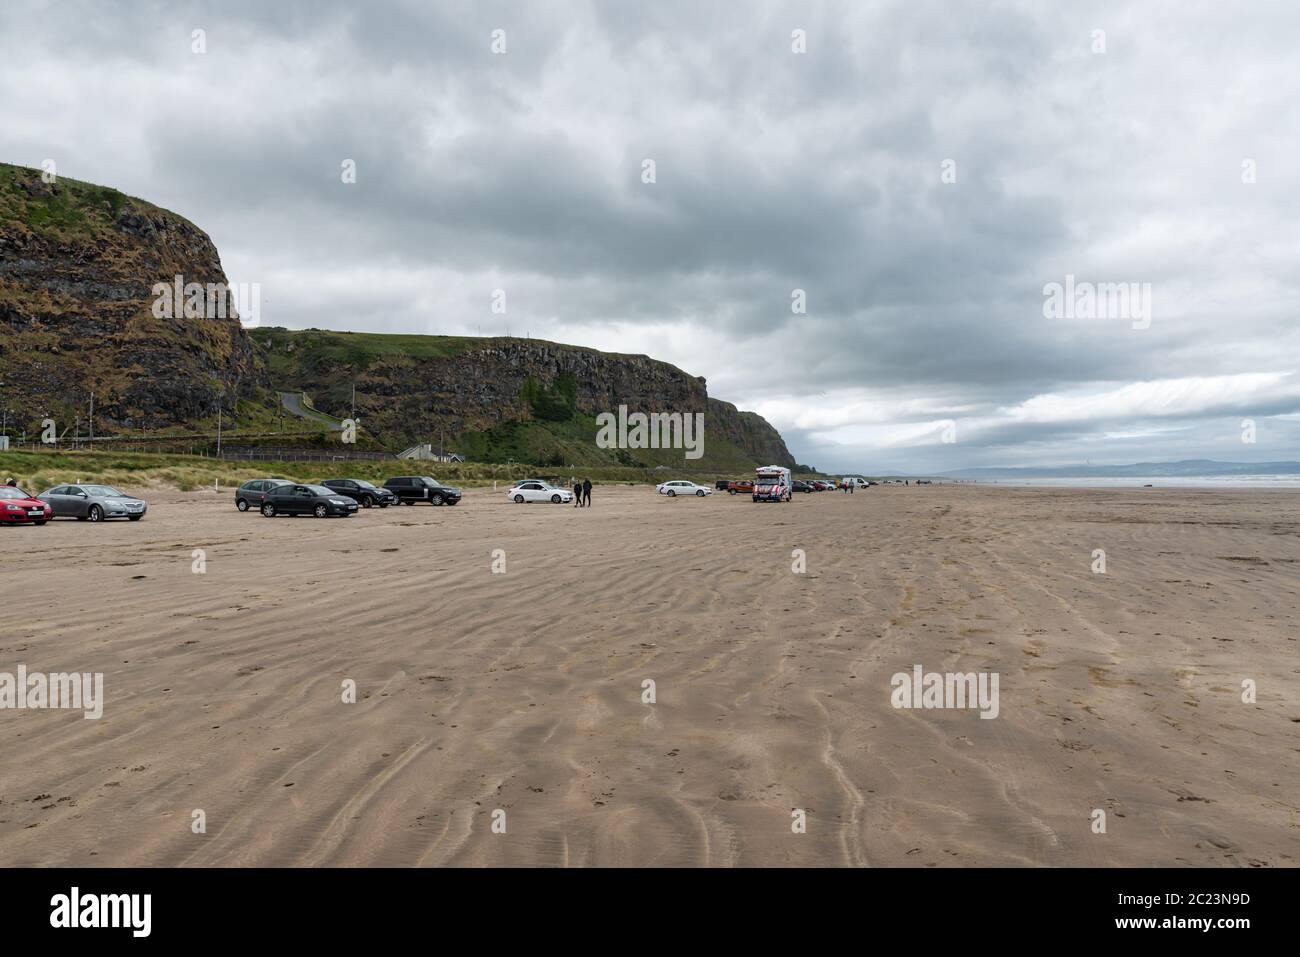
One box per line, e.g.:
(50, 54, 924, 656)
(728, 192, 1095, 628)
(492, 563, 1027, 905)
(382, 475, 462, 506)
(320, 478, 397, 508)
(235, 478, 292, 511)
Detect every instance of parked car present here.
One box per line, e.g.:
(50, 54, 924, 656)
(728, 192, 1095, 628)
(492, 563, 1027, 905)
(715, 479, 731, 490)
(792, 480, 814, 493)
(506, 481, 572, 504)
(726, 480, 754, 495)
(656, 480, 712, 497)
(382, 476, 462, 506)
(39, 484, 147, 522)
(0, 485, 52, 525)
(320, 479, 396, 508)
(260, 484, 358, 518)
(234, 478, 292, 512)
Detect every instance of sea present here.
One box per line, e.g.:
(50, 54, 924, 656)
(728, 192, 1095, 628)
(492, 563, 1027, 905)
(964, 475, 1300, 489)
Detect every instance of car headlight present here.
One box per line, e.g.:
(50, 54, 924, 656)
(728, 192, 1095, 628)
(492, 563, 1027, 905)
(330, 498, 348, 505)
(4, 504, 20, 511)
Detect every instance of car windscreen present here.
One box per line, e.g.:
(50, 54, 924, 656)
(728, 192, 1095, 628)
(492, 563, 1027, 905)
(352, 480, 377, 489)
(0, 487, 30, 499)
(306, 485, 336, 496)
(82, 485, 126, 497)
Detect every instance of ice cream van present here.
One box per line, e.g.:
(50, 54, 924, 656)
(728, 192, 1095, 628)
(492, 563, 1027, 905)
(752, 465, 792, 502)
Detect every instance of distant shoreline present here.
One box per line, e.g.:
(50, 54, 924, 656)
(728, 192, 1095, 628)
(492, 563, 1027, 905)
(960, 476, 1300, 489)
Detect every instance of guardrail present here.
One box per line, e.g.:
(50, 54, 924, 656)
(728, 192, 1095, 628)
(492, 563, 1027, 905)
(217, 447, 397, 462)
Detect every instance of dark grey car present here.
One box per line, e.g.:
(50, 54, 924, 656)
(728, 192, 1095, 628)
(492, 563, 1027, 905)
(235, 478, 292, 511)
(39, 484, 148, 522)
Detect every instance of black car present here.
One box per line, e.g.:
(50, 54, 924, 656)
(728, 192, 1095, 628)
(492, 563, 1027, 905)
(382, 476, 462, 506)
(792, 480, 814, 493)
(320, 478, 397, 508)
(235, 478, 292, 511)
(260, 484, 359, 518)
(715, 479, 730, 490)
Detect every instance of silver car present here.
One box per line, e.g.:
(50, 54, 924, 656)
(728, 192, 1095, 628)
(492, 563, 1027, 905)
(39, 483, 148, 522)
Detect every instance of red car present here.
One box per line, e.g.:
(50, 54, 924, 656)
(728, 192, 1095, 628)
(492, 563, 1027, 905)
(0, 485, 52, 525)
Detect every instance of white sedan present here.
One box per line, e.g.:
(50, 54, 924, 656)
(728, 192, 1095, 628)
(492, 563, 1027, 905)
(506, 481, 573, 504)
(656, 480, 712, 497)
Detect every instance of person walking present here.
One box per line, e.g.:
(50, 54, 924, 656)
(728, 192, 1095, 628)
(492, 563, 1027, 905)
(573, 479, 583, 507)
(582, 478, 592, 507)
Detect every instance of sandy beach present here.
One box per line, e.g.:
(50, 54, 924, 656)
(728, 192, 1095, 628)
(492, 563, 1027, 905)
(0, 483, 1296, 867)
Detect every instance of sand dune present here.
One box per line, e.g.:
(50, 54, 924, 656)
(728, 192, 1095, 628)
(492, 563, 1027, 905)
(0, 483, 1296, 866)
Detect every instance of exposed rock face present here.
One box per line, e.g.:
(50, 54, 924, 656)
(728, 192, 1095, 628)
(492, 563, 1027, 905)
(705, 397, 796, 467)
(256, 331, 797, 467)
(0, 163, 261, 431)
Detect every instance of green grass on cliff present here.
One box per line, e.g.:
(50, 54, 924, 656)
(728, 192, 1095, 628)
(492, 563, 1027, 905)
(0, 163, 151, 238)
(456, 413, 761, 472)
(251, 327, 486, 376)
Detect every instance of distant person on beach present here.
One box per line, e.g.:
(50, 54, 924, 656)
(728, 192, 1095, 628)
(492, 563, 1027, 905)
(4, 478, 15, 487)
(573, 479, 583, 507)
(582, 478, 592, 507)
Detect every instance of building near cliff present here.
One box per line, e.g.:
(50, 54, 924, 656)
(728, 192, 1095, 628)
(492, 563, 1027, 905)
(397, 444, 463, 463)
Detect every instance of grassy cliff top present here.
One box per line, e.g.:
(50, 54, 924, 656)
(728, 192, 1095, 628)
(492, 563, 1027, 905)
(0, 162, 182, 239)
(249, 326, 663, 370)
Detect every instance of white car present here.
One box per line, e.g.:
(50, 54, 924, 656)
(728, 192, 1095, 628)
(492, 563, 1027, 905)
(656, 480, 712, 497)
(506, 481, 572, 504)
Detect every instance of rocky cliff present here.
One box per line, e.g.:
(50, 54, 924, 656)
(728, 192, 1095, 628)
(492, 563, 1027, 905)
(253, 328, 797, 468)
(0, 163, 261, 432)
(0, 162, 797, 469)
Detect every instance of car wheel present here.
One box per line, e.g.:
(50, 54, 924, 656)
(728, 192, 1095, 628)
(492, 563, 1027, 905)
(262, 503, 276, 517)
(236, 499, 249, 512)
(431, 494, 444, 506)
(551, 494, 561, 503)
(87, 505, 103, 522)
(667, 490, 676, 497)
(403, 499, 413, 505)
(696, 489, 705, 496)
(728, 489, 735, 495)
(514, 494, 525, 503)
(360, 496, 373, 509)
(314, 504, 328, 518)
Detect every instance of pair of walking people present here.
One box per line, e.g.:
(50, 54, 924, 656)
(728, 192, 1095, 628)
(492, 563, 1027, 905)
(572, 478, 592, 507)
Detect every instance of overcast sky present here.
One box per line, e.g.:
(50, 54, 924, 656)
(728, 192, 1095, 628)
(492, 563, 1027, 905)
(4, 1, 1299, 472)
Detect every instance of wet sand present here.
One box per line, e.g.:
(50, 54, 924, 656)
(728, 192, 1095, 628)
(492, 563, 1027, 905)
(1, 483, 1297, 866)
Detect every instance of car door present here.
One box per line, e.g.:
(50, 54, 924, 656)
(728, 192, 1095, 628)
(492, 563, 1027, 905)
(44, 485, 69, 516)
(289, 486, 314, 515)
(63, 485, 89, 517)
(521, 482, 542, 502)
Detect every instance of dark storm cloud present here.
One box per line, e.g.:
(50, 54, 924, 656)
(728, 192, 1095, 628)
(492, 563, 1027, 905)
(3, 0, 1298, 471)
